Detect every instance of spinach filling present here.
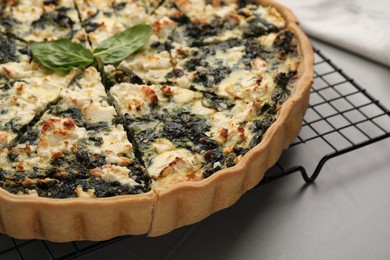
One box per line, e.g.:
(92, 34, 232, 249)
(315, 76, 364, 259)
(104, 69, 145, 88)
(0, 14, 20, 35)
(247, 69, 297, 148)
(82, 11, 100, 33)
(272, 71, 297, 104)
(274, 30, 296, 54)
(183, 19, 237, 47)
(150, 40, 174, 53)
(0, 158, 148, 198)
(31, 7, 75, 31)
(178, 41, 244, 88)
(49, 106, 110, 132)
(43, 0, 59, 6)
(193, 65, 231, 88)
(50, 107, 85, 127)
(112, 2, 127, 12)
(242, 16, 278, 38)
(125, 110, 225, 178)
(202, 92, 235, 112)
(0, 35, 17, 64)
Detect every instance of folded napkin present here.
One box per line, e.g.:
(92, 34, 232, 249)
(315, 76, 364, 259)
(276, 0, 390, 67)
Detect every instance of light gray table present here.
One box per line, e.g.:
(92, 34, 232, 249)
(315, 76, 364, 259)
(20, 39, 388, 260)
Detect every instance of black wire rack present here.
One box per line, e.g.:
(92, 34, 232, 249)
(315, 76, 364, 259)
(0, 47, 389, 260)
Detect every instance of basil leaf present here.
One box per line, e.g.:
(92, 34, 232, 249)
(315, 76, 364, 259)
(93, 24, 152, 64)
(30, 39, 94, 71)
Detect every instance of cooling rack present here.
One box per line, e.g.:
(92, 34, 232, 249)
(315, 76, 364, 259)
(0, 47, 389, 260)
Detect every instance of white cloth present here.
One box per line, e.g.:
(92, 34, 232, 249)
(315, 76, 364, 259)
(277, 0, 390, 67)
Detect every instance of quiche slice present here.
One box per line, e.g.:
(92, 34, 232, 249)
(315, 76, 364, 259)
(0, 67, 150, 198)
(168, 29, 300, 100)
(0, 37, 76, 148)
(0, 0, 313, 242)
(110, 83, 216, 189)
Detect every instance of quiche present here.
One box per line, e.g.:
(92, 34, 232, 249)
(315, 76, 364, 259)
(0, 0, 313, 242)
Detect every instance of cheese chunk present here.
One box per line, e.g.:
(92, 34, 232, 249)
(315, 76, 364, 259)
(148, 149, 204, 188)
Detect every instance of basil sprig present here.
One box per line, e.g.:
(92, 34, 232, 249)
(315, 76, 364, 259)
(30, 24, 152, 71)
(30, 39, 94, 71)
(93, 24, 152, 64)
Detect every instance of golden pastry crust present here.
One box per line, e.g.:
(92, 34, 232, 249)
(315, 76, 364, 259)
(0, 189, 155, 242)
(0, 0, 313, 242)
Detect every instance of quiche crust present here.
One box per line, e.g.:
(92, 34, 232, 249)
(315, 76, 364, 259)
(0, 188, 155, 242)
(0, 0, 313, 242)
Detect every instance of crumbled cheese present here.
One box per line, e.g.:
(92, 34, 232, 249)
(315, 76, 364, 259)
(101, 165, 138, 187)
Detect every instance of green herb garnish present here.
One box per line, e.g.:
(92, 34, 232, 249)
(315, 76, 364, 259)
(30, 24, 152, 71)
(93, 24, 152, 64)
(30, 39, 94, 71)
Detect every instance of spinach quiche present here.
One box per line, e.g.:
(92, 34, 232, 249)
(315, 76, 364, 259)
(0, 0, 313, 242)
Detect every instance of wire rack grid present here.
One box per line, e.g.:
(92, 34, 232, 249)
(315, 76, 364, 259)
(0, 47, 389, 260)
